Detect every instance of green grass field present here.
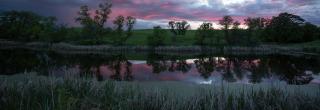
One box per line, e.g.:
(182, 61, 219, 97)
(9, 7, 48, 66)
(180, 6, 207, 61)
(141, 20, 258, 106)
(125, 29, 198, 46)
(1, 74, 320, 110)
(103, 29, 224, 46)
(111, 29, 320, 47)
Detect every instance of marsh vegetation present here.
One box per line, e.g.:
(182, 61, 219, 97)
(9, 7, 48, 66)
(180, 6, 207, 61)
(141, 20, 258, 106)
(1, 74, 320, 110)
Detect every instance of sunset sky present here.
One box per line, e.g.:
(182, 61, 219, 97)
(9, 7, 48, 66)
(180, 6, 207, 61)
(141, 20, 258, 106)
(0, 0, 319, 29)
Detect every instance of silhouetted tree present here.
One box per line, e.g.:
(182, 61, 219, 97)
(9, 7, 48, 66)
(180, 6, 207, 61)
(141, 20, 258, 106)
(264, 12, 305, 43)
(94, 1, 112, 28)
(219, 16, 234, 45)
(168, 20, 190, 42)
(113, 15, 125, 36)
(76, 0, 112, 41)
(302, 22, 319, 42)
(112, 15, 136, 45)
(176, 21, 190, 35)
(168, 21, 177, 35)
(195, 22, 214, 45)
(0, 11, 57, 41)
(244, 17, 267, 44)
(230, 21, 243, 45)
(126, 16, 136, 39)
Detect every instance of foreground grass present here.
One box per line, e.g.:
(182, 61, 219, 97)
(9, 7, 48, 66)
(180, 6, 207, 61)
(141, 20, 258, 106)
(1, 74, 320, 110)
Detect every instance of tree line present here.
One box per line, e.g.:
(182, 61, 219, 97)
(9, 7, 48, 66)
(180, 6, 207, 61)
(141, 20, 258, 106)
(0, 0, 319, 46)
(0, 0, 136, 45)
(150, 13, 320, 46)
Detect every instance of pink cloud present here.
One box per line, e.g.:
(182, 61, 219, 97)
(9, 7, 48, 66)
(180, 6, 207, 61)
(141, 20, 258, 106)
(1, 0, 319, 29)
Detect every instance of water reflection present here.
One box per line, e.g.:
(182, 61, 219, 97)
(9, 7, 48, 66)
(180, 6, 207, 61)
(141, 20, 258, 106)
(146, 53, 191, 74)
(0, 49, 319, 85)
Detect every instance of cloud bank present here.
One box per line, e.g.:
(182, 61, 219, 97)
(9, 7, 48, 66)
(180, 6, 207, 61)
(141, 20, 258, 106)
(0, 0, 319, 29)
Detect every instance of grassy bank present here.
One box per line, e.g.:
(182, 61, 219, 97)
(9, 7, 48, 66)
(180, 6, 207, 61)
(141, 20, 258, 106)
(2, 39, 319, 56)
(1, 74, 320, 110)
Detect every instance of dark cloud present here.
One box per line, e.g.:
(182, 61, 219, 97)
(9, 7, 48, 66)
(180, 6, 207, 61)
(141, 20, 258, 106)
(0, 0, 319, 29)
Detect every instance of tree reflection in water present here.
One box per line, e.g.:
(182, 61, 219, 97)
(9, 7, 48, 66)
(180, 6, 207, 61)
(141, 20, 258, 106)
(108, 55, 133, 81)
(146, 53, 191, 74)
(192, 55, 318, 84)
(0, 49, 319, 85)
(194, 57, 215, 79)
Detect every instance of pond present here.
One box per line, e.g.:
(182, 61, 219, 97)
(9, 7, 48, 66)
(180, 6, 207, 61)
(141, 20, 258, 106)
(1, 49, 320, 85)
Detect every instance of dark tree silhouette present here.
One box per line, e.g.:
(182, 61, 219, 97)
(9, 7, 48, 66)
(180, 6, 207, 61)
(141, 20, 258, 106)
(244, 17, 267, 44)
(168, 20, 190, 42)
(168, 21, 177, 35)
(113, 15, 125, 36)
(219, 16, 234, 45)
(195, 22, 214, 45)
(146, 53, 168, 74)
(94, 1, 112, 28)
(108, 55, 133, 81)
(0, 11, 57, 41)
(194, 57, 215, 79)
(264, 12, 305, 43)
(126, 16, 136, 39)
(302, 22, 319, 42)
(230, 21, 244, 45)
(112, 15, 136, 45)
(76, 0, 112, 39)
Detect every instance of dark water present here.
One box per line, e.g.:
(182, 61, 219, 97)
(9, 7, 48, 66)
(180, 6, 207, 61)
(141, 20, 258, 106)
(1, 49, 320, 85)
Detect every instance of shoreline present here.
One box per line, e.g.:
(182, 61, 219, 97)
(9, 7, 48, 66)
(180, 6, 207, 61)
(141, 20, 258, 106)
(1, 40, 319, 56)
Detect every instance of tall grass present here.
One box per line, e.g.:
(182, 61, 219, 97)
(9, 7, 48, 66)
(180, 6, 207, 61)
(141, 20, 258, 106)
(1, 74, 320, 110)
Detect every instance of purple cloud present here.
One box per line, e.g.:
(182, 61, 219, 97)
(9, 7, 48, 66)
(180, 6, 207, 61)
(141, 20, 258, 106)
(0, 0, 319, 29)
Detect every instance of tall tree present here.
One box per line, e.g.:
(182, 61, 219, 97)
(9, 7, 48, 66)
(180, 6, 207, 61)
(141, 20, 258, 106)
(76, 5, 95, 38)
(94, 1, 112, 28)
(230, 21, 243, 45)
(168, 21, 177, 35)
(113, 15, 125, 45)
(168, 20, 190, 42)
(126, 16, 136, 39)
(264, 12, 305, 43)
(112, 15, 136, 45)
(175, 21, 190, 35)
(232, 21, 240, 30)
(244, 17, 267, 44)
(195, 22, 214, 45)
(75, 0, 112, 40)
(0, 11, 57, 41)
(302, 22, 319, 42)
(219, 16, 234, 45)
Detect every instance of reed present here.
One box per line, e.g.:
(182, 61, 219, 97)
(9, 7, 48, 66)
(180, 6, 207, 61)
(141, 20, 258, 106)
(1, 74, 320, 110)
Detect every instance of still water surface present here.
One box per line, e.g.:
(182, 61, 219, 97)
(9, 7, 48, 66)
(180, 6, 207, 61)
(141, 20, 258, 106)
(1, 49, 320, 85)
